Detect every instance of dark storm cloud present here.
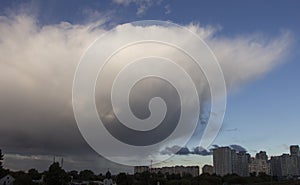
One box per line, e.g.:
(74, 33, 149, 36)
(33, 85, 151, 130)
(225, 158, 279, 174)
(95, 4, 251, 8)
(0, 11, 290, 172)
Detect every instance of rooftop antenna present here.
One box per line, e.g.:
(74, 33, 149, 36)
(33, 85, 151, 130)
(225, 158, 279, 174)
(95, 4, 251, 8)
(61, 157, 64, 168)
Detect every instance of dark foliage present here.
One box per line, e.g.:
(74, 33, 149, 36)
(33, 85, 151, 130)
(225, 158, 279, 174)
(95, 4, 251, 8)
(44, 162, 71, 185)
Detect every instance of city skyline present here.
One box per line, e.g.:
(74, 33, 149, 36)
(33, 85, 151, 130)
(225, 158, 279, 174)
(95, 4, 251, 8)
(133, 144, 300, 176)
(2, 143, 300, 175)
(0, 0, 299, 174)
(209, 144, 300, 178)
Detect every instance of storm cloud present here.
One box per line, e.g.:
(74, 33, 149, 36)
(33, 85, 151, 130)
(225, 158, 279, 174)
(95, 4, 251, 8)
(0, 11, 292, 172)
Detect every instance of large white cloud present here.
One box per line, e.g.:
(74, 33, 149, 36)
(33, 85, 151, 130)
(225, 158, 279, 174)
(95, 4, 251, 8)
(0, 14, 292, 171)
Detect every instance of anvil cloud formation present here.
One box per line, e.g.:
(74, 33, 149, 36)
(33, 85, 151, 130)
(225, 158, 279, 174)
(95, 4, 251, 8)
(0, 12, 291, 172)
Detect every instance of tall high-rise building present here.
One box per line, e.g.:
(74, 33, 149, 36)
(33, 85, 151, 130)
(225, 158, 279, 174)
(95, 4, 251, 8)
(270, 148, 300, 178)
(270, 156, 282, 177)
(256, 151, 268, 161)
(213, 147, 250, 176)
(249, 157, 270, 175)
(279, 154, 290, 177)
(290, 145, 300, 176)
(289, 155, 299, 176)
(290, 145, 300, 157)
(213, 147, 233, 176)
(232, 151, 250, 177)
(249, 151, 270, 175)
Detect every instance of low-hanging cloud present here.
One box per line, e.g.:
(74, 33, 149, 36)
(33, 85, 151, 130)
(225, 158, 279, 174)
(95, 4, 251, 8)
(0, 12, 292, 171)
(160, 144, 247, 156)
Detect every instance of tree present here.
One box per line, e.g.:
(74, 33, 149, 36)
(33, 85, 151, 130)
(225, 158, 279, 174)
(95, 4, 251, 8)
(13, 173, 33, 185)
(68, 170, 79, 180)
(180, 179, 191, 185)
(0, 149, 4, 176)
(116, 173, 134, 185)
(116, 172, 127, 184)
(0, 149, 3, 170)
(79, 169, 95, 181)
(28, 168, 41, 180)
(96, 173, 105, 181)
(44, 162, 70, 185)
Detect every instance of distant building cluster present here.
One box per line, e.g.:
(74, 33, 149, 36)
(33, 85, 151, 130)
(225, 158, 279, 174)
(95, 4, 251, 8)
(134, 145, 300, 179)
(249, 151, 270, 175)
(270, 145, 300, 177)
(208, 145, 300, 178)
(212, 146, 250, 177)
(134, 165, 199, 177)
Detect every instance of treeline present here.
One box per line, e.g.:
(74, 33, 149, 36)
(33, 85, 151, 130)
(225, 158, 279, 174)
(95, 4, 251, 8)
(116, 172, 300, 185)
(2, 163, 300, 185)
(0, 162, 109, 185)
(2, 167, 300, 185)
(0, 162, 111, 185)
(0, 164, 282, 185)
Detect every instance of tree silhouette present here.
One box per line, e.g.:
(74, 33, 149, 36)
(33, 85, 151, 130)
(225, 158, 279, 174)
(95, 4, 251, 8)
(13, 172, 32, 185)
(0, 149, 3, 169)
(68, 170, 79, 180)
(44, 162, 70, 185)
(28, 168, 41, 180)
(0, 149, 4, 176)
(79, 169, 95, 181)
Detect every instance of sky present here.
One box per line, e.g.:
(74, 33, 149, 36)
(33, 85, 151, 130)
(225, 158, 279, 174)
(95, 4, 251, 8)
(0, 0, 300, 174)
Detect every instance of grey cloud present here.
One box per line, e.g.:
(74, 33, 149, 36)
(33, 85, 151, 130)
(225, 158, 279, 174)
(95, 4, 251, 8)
(160, 144, 247, 156)
(4, 153, 131, 174)
(160, 145, 190, 156)
(0, 11, 291, 172)
(164, 4, 171, 15)
(229, 144, 247, 153)
(192, 146, 212, 156)
(112, 0, 161, 15)
(225, 128, 238, 132)
(212, 145, 219, 148)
